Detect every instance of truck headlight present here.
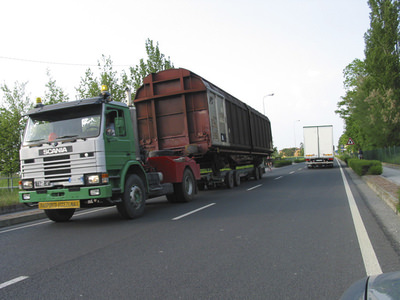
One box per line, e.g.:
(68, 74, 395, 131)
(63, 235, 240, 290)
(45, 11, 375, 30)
(85, 173, 109, 185)
(21, 179, 34, 190)
(86, 174, 100, 185)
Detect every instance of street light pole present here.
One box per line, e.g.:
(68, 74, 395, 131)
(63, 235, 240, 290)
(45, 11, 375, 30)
(263, 93, 274, 115)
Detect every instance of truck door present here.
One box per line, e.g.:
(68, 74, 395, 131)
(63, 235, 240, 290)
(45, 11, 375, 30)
(104, 108, 134, 174)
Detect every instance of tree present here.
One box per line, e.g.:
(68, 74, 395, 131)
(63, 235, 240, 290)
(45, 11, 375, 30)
(43, 69, 69, 104)
(280, 147, 297, 157)
(336, 0, 400, 149)
(128, 39, 174, 95)
(75, 39, 174, 102)
(76, 55, 126, 102)
(0, 82, 31, 175)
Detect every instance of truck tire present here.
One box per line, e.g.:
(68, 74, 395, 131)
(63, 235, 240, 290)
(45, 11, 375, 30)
(175, 168, 195, 202)
(45, 209, 75, 222)
(225, 171, 234, 189)
(117, 174, 146, 219)
(233, 170, 241, 187)
(166, 193, 178, 203)
(253, 167, 261, 180)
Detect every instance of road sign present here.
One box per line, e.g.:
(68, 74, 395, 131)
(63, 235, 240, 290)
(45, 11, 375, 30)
(346, 138, 355, 145)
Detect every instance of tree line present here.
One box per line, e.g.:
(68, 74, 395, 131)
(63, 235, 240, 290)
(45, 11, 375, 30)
(336, 0, 400, 152)
(0, 39, 174, 175)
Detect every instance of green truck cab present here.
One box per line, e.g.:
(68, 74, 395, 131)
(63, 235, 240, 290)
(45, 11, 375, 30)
(19, 87, 200, 222)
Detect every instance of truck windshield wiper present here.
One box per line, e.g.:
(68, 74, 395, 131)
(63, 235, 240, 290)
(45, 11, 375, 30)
(26, 139, 45, 143)
(56, 135, 79, 139)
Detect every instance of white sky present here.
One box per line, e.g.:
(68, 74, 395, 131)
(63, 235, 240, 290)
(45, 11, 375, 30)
(0, 0, 370, 150)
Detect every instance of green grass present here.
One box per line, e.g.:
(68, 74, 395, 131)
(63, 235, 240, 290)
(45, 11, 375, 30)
(0, 189, 19, 207)
(0, 174, 20, 207)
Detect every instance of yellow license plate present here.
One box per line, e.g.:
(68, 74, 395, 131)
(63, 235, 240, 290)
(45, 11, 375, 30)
(39, 200, 80, 210)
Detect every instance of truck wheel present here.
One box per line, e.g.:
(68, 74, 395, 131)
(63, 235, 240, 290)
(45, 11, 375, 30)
(175, 168, 195, 202)
(225, 171, 234, 189)
(234, 171, 241, 187)
(117, 174, 146, 219)
(253, 167, 261, 180)
(166, 193, 178, 203)
(45, 209, 75, 222)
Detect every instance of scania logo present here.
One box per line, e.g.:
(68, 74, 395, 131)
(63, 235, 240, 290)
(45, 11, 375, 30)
(39, 146, 72, 156)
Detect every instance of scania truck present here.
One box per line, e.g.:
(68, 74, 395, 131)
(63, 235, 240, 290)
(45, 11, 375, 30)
(19, 86, 200, 222)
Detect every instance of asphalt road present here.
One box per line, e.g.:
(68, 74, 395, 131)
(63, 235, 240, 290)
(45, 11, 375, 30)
(1, 161, 400, 299)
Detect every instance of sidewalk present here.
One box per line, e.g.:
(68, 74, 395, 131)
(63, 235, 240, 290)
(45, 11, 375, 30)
(362, 163, 400, 214)
(1, 163, 400, 228)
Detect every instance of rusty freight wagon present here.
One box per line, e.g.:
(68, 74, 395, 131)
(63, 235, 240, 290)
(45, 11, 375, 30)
(134, 68, 273, 186)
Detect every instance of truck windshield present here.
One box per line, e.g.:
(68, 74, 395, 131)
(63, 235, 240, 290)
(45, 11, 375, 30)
(23, 105, 102, 146)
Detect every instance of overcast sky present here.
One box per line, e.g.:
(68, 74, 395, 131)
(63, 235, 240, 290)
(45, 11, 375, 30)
(1, 0, 371, 150)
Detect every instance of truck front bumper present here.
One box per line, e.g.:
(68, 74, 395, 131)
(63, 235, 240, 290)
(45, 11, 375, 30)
(19, 185, 112, 203)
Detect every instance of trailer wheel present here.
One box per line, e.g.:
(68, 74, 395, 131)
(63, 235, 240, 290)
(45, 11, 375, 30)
(234, 171, 241, 187)
(175, 168, 195, 202)
(254, 167, 261, 180)
(44, 209, 75, 222)
(224, 171, 234, 189)
(117, 174, 146, 219)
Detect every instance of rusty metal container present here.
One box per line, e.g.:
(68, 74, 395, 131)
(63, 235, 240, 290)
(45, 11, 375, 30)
(134, 68, 273, 169)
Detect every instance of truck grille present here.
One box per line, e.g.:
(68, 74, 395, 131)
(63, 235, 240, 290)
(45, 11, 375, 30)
(21, 149, 99, 188)
(43, 155, 71, 183)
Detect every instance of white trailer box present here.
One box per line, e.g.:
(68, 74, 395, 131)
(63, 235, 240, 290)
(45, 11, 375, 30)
(303, 125, 334, 168)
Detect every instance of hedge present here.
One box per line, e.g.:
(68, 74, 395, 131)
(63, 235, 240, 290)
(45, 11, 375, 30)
(273, 160, 292, 168)
(348, 159, 383, 176)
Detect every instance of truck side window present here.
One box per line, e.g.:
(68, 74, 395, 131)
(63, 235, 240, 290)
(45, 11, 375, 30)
(106, 112, 116, 136)
(106, 109, 126, 137)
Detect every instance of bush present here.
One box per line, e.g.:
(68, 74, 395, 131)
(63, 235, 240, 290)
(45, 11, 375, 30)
(348, 159, 382, 176)
(273, 160, 292, 168)
(338, 154, 352, 165)
(367, 161, 383, 175)
(294, 158, 305, 163)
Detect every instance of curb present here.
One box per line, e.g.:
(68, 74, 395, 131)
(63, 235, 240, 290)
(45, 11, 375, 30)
(362, 175, 399, 214)
(0, 209, 47, 228)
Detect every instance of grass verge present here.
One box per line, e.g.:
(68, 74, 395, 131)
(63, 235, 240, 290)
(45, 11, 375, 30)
(0, 189, 19, 207)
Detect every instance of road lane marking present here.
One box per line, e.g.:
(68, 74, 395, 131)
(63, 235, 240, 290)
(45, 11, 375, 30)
(274, 176, 283, 180)
(0, 207, 114, 234)
(338, 161, 382, 276)
(289, 171, 295, 174)
(247, 184, 262, 191)
(0, 276, 29, 290)
(172, 203, 216, 220)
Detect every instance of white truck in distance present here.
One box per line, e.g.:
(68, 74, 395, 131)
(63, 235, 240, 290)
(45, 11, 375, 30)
(303, 125, 334, 168)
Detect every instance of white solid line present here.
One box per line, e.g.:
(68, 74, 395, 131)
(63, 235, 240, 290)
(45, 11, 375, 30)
(338, 160, 382, 276)
(247, 184, 262, 191)
(172, 203, 216, 220)
(0, 276, 29, 289)
(274, 176, 283, 180)
(0, 207, 114, 234)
